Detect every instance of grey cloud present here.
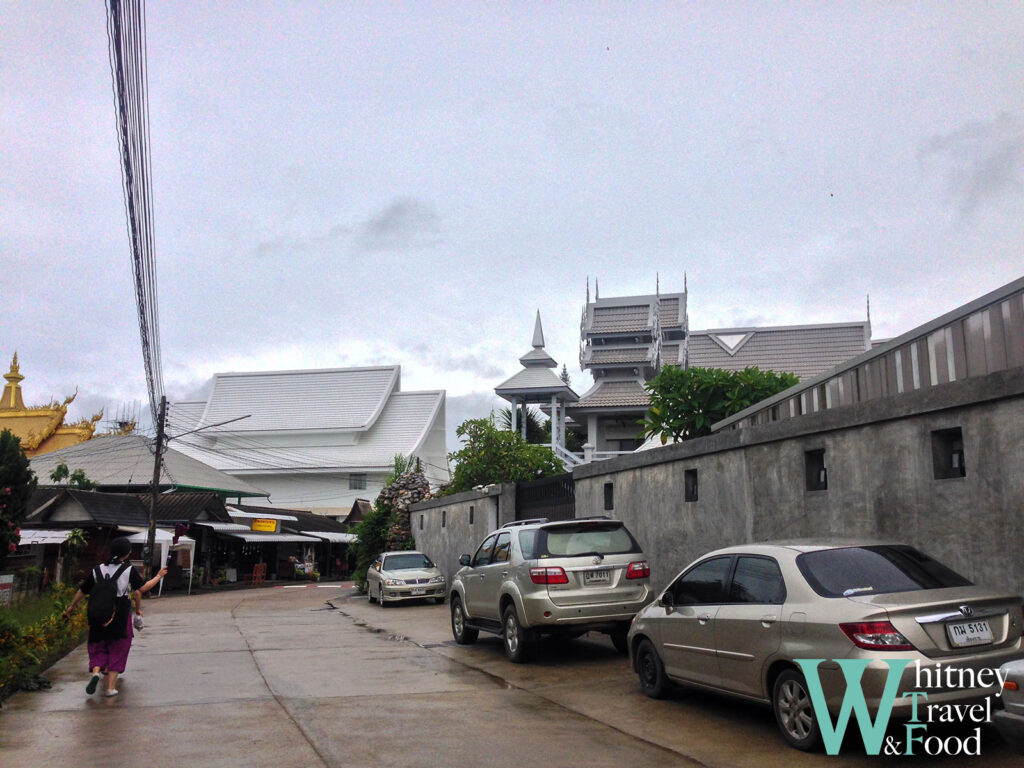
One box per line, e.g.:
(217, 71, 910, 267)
(409, 343, 504, 379)
(920, 113, 1024, 216)
(352, 198, 444, 255)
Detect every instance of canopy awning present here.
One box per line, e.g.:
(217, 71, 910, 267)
(225, 507, 298, 521)
(19, 529, 71, 545)
(224, 532, 321, 543)
(302, 531, 357, 543)
(192, 521, 252, 532)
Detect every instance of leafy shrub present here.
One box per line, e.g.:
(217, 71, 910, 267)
(0, 585, 86, 700)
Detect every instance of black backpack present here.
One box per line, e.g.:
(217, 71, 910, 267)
(87, 562, 132, 630)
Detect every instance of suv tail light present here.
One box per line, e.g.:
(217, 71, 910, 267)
(626, 561, 650, 580)
(530, 566, 569, 585)
(839, 621, 915, 651)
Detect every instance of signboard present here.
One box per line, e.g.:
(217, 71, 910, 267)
(0, 574, 13, 607)
(251, 518, 278, 533)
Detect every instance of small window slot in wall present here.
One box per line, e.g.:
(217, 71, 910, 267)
(469, 505, 474, 524)
(805, 449, 828, 491)
(684, 469, 698, 502)
(603, 482, 614, 511)
(441, 510, 447, 528)
(419, 515, 424, 530)
(932, 427, 966, 479)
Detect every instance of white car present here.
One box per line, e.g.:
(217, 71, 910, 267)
(995, 659, 1024, 753)
(367, 551, 445, 607)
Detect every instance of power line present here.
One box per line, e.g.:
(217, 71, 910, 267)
(105, 0, 163, 423)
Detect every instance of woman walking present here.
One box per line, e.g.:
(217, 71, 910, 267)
(63, 537, 167, 697)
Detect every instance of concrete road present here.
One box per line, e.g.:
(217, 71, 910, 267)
(1, 583, 1018, 768)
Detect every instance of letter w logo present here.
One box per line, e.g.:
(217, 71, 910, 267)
(795, 659, 909, 755)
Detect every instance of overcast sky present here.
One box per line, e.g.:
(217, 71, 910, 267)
(3, 2, 1023, 453)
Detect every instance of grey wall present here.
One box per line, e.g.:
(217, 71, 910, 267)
(410, 485, 515, 592)
(574, 368, 1024, 596)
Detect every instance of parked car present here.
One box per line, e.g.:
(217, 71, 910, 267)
(366, 551, 445, 606)
(627, 541, 1024, 750)
(449, 517, 653, 662)
(994, 659, 1024, 752)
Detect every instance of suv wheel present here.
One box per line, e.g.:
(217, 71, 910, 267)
(773, 669, 821, 751)
(451, 596, 478, 644)
(636, 638, 670, 698)
(502, 605, 532, 663)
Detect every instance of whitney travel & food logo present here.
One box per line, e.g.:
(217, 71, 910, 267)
(795, 659, 1009, 756)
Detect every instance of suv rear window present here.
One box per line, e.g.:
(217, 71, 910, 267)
(534, 523, 641, 558)
(796, 545, 972, 598)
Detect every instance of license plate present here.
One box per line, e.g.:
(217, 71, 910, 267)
(411, 588, 426, 596)
(946, 620, 993, 647)
(583, 570, 610, 585)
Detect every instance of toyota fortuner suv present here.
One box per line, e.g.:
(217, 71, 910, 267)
(449, 517, 653, 662)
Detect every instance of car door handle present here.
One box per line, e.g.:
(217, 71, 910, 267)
(698, 614, 711, 625)
(501, 571, 508, 578)
(760, 615, 777, 627)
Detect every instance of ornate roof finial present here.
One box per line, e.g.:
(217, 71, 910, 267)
(656, 272, 660, 296)
(11, 352, 20, 375)
(586, 276, 590, 305)
(866, 294, 871, 324)
(532, 310, 545, 348)
(684, 271, 688, 293)
(595, 278, 600, 300)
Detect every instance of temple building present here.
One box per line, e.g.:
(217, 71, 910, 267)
(566, 279, 873, 461)
(167, 365, 448, 517)
(0, 353, 133, 458)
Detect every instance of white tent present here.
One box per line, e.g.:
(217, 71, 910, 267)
(123, 529, 196, 595)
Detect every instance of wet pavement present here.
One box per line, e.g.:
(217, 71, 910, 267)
(1, 582, 1019, 767)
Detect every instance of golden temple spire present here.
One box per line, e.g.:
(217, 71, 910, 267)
(3, 353, 26, 410)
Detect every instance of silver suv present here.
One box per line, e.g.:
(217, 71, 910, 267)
(449, 517, 653, 662)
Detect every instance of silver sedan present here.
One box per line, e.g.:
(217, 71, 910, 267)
(367, 551, 446, 607)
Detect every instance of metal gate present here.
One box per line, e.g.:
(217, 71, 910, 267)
(515, 472, 575, 522)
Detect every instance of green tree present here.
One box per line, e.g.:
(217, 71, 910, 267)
(442, 417, 563, 496)
(48, 462, 97, 490)
(0, 430, 38, 569)
(640, 366, 799, 443)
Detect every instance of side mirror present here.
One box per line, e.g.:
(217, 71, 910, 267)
(459, 554, 471, 567)
(660, 591, 675, 609)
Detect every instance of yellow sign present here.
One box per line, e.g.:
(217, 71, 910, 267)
(251, 518, 278, 533)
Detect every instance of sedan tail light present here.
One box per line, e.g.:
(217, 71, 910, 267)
(840, 621, 915, 651)
(626, 561, 650, 580)
(530, 566, 569, 585)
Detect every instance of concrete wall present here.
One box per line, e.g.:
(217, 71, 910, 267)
(410, 485, 515, 590)
(574, 368, 1024, 596)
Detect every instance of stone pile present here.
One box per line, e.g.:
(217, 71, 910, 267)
(382, 471, 432, 550)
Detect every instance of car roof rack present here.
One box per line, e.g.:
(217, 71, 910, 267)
(500, 518, 549, 528)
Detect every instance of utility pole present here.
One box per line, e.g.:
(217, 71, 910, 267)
(145, 395, 167, 578)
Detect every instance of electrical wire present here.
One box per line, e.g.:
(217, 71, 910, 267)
(106, 0, 163, 423)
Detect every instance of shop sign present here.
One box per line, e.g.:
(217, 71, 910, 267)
(0, 574, 13, 607)
(251, 518, 278, 533)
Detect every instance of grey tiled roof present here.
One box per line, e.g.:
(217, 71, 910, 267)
(201, 366, 399, 432)
(687, 324, 869, 380)
(587, 347, 651, 365)
(28, 435, 270, 497)
(591, 305, 650, 333)
(26, 489, 150, 527)
(171, 390, 446, 472)
(495, 366, 577, 397)
(659, 297, 680, 326)
(572, 379, 651, 409)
